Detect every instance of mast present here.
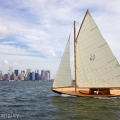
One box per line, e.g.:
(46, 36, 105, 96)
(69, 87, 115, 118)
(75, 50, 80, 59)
(74, 21, 77, 92)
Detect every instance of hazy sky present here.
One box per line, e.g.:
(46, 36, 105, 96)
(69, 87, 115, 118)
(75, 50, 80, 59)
(0, 0, 120, 78)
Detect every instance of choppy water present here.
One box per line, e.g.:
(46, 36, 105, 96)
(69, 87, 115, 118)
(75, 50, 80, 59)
(0, 81, 120, 120)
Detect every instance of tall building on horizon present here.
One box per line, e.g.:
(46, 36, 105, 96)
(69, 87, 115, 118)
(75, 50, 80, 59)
(19, 71, 25, 80)
(35, 73, 38, 80)
(35, 69, 39, 80)
(0, 70, 2, 80)
(41, 70, 50, 81)
(32, 72, 35, 80)
(8, 66, 13, 75)
(7, 73, 10, 80)
(30, 72, 32, 80)
(45, 70, 50, 81)
(25, 69, 31, 80)
(35, 69, 39, 74)
(26, 69, 31, 73)
(41, 70, 45, 81)
(14, 70, 19, 76)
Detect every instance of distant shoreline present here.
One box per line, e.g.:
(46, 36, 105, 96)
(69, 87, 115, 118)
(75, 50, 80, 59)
(0, 80, 54, 82)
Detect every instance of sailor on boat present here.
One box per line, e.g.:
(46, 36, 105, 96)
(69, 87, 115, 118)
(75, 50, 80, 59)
(94, 89, 99, 94)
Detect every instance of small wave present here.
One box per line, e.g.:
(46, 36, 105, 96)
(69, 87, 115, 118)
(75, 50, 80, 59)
(61, 94, 76, 97)
(94, 97, 117, 99)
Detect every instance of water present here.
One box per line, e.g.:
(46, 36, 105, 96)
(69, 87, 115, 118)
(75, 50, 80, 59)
(0, 81, 120, 120)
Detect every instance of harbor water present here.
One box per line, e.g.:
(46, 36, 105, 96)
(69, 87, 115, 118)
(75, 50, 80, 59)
(0, 81, 120, 120)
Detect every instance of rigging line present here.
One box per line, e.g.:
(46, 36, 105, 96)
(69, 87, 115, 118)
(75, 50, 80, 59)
(76, 11, 86, 23)
(69, 23, 74, 37)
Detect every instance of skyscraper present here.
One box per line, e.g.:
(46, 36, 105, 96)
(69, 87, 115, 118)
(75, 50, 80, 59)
(14, 70, 19, 76)
(30, 72, 32, 80)
(25, 69, 31, 80)
(41, 70, 45, 81)
(35, 70, 39, 80)
(45, 70, 50, 81)
(0, 70, 2, 80)
(35, 73, 38, 80)
(19, 71, 25, 80)
(7, 73, 10, 80)
(8, 66, 12, 75)
(41, 70, 50, 81)
(32, 72, 35, 80)
(26, 69, 31, 73)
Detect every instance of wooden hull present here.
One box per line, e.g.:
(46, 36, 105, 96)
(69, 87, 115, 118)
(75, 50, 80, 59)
(52, 87, 120, 97)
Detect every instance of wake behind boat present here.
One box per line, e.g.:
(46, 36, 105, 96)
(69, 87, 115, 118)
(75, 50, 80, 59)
(52, 10, 120, 97)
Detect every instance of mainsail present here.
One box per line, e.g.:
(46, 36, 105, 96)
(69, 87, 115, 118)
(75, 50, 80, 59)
(76, 10, 120, 88)
(53, 37, 72, 88)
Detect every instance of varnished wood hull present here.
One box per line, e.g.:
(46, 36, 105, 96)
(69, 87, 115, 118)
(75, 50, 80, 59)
(52, 87, 120, 97)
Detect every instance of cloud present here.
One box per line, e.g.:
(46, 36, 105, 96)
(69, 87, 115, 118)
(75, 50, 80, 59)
(3, 60, 9, 65)
(0, 0, 120, 78)
(46, 49, 57, 57)
(0, 44, 30, 56)
(13, 62, 18, 65)
(0, 24, 16, 37)
(2, 41, 16, 44)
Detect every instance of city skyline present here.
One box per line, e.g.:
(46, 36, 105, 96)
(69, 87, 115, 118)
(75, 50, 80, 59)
(0, 1, 120, 79)
(0, 68, 51, 81)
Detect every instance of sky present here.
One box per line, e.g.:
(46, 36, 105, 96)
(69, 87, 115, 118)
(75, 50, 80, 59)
(0, 0, 120, 79)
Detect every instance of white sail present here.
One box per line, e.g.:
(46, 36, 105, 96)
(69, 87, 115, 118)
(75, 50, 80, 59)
(76, 11, 120, 88)
(53, 37, 72, 88)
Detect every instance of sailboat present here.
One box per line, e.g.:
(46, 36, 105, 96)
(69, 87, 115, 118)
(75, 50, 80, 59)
(52, 10, 120, 97)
